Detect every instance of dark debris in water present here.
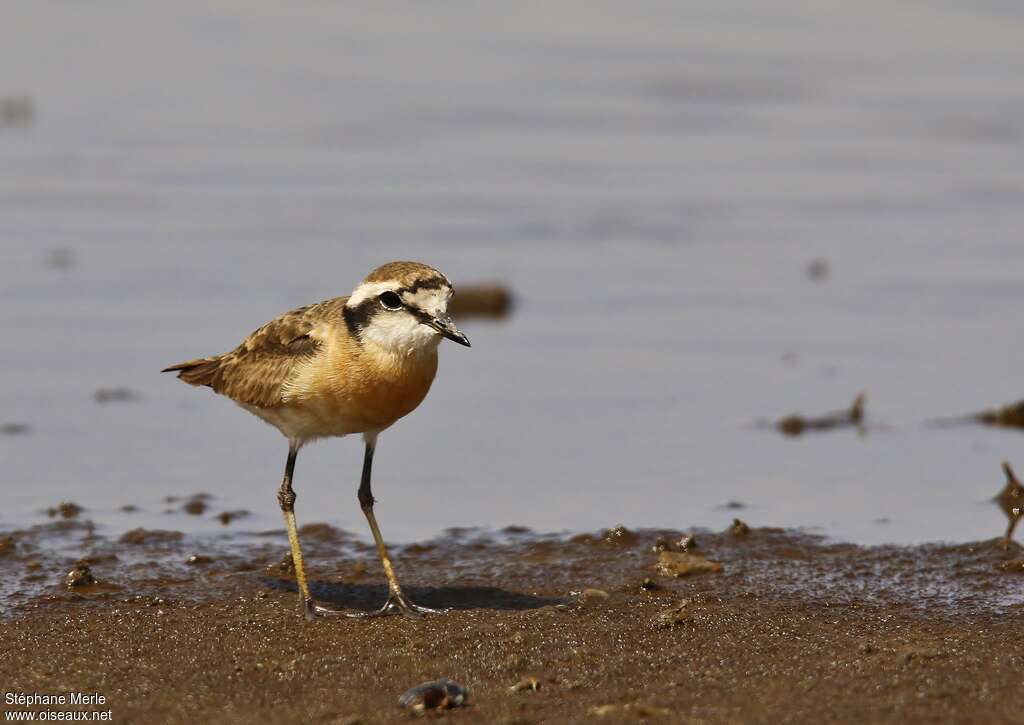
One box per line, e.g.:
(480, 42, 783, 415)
(0, 94, 34, 127)
(806, 257, 829, 281)
(977, 400, 1024, 428)
(217, 510, 249, 525)
(398, 678, 469, 715)
(776, 393, 866, 437)
(44, 248, 75, 270)
(182, 499, 207, 516)
(94, 387, 140, 404)
(934, 398, 1024, 430)
(447, 284, 514, 321)
(46, 502, 82, 519)
(0, 422, 31, 436)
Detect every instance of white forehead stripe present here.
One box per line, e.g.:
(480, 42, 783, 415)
(347, 281, 395, 307)
(347, 280, 452, 311)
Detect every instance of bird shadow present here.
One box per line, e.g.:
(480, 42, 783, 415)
(261, 577, 566, 612)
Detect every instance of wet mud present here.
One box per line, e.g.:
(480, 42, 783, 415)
(1, 518, 1023, 723)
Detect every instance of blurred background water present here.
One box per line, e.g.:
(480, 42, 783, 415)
(1, 1, 1023, 545)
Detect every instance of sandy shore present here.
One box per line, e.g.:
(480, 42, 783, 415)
(1, 522, 1023, 723)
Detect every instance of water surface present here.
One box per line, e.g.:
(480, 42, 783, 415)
(2, 1, 1024, 545)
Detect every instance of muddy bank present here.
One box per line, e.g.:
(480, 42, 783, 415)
(1, 524, 1022, 723)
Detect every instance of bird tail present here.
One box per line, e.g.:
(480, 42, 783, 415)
(161, 356, 223, 387)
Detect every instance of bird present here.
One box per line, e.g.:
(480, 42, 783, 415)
(162, 261, 471, 620)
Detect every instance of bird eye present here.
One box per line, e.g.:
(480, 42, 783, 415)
(379, 291, 403, 310)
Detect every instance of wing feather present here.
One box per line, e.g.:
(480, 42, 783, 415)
(163, 297, 346, 408)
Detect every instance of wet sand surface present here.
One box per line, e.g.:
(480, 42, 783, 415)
(2, 522, 1022, 723)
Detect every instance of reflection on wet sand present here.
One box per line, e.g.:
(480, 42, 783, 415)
(994, 462, 1023, 550)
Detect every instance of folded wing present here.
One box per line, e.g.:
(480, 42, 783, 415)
(162, 297, 345, 409)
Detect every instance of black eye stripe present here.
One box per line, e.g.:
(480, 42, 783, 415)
(342, 298, 375, 341)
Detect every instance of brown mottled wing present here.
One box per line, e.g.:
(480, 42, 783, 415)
(164, 297, 345, 408)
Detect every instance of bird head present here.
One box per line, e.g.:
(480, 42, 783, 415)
(344, 261, 471, 354)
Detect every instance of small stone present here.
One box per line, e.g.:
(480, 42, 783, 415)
(0, 536, 16, 557)
(997, 559, 1024, 573)
(580, 588, 610, 604)
(652, 600, 691, 629)
(508, 677, 540, 693)
(186, 554, 212, 566)
(269, 553, 296, 576)
(638, 578, 662, 592)
(602, 524, 637, 546)
(398, 678, 469, 714)
(64, 563, 97, 589)
(656, 551, 723, 578)
(677, 534, 698, 550)
(730, 518, 751, 536)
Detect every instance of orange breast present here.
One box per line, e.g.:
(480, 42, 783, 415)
(323, 339, 439, 432)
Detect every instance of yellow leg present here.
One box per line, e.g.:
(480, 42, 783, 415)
(361, 504, 402, 595)
(354, 436, 444, 617)
(282, 510, 312, 603)
(276, 444, 317, 619)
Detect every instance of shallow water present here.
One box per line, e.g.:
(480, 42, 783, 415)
(2, 1, 1024, 546)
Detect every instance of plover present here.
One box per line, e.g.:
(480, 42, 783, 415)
(163, 261, 470, 619)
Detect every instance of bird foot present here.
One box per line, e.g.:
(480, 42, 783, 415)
(349, 590, 447, 619)
(303, 592, 447, 621)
